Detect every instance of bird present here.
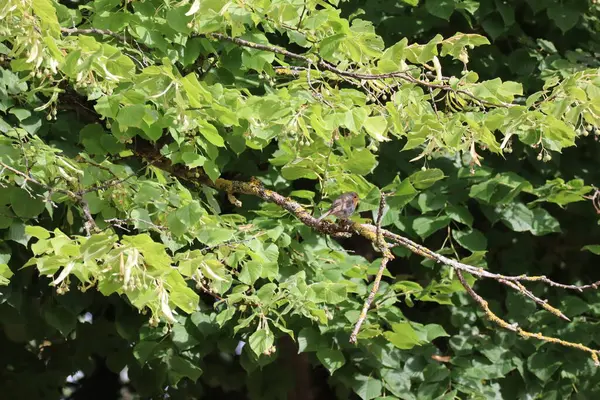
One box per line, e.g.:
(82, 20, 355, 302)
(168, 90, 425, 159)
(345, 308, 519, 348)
(317, 192, 359, 221)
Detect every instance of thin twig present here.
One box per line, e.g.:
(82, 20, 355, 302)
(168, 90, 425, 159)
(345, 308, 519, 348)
(61, 26, 516, 109)
(499, 279, 570, 322)
(0, 159, 137, 235)
(0, 161, 73, 197)
(379, 229, 600, 291)
(202, 33, 513, 108)
(104, 217, 167, 232)
(297, 1, 307, 29)
(61, 27, 150, 52)
(80, 197, 97, 236)
(456, 270, 600, 366)
(350, 192, 393, 343)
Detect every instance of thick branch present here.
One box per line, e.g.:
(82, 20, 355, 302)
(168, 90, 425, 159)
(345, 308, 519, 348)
(132, 141, 600, 294)
(129, 147, 600, 359)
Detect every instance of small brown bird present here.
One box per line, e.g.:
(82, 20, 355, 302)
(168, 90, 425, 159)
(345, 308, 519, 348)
(317, 192, 359, 221)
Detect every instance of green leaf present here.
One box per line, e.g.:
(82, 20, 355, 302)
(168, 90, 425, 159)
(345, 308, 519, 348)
(0, 263, 12, 285)
(181, 152, 206, 168)
(32, 0, 61, 36)
(203, 159, 221, 182)
(82, 192, 105, 214)
(310, 282, 347, 304)
(80, 233, 116, 261)
(216, 307, 236, 327)
(345, 148, 378, 175)
(412, 216, 451, 239)
(452, 229, 487, 252)
(0, 241, 13, 285)
(425, 0, 455, 20)
(42, 305, 77, 336)
(423, 363, 449, 382)
(25, 225, 50, 239)
(481, 14, 507, 41)
(384, 322, 422, 349)
(527, 351, 561, 382)
(530, 208, 561, 236)
(166, 7, 193, 33)
(417, 323, 449, 342)
(238, 261, 262, 285)
(547, 6, 580, 33)
(133, 341, 160, 364)
(196, 227, 235, 246)
(352, 374, 383, 400)
(381, 368, 411, 398)
(364, 116, 389, 141)
(198, 119, 225, 147)
(316, 348, 345, 375)
(10, 189, 45, 219)
(117, 104, 146, 128)
(560, 295, 589, 317)
(495, 203, 534, 232)
(170, 286, 199, 314)
(171, 324, 200, 351)
(281, 162, 319, 180)
(409, 169, 445, 189)
(166, 355, 203, 384)
(386, 179, 418, 209)
(248, 327, 274, 356)
(582, 245, 600, 255)
(7, 223, 31, 246)
(445, 204, 474, 226)
(181, 73, 212, 107)
(298, 327, 321, 353)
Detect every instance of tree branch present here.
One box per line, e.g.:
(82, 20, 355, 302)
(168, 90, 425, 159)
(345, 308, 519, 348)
(456, 269, 599, 366)
(59, 26, 513, 109)
(1, 160, 98, 236)
(61, 27, 150, 53)
(129, 142, 600, 360)
(350, 192, 393, 343)
(201, 33, 513, 108)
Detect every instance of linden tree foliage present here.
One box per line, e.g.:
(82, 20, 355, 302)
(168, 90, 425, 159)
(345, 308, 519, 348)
(0, 0, 599, 399)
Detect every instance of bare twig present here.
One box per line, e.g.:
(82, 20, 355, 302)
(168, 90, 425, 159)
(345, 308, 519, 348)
(0, 160, 100, 235)
(499, 279, 570, 322)
(584, 188, 600, 214)
(80, 197, 97, 236)
(0, 161, 73, 197)
(61, 27, 150, 53)
(60, 26, 515, 109)
(456, 270, 600, 366)
(379, 229, 600, 291)
(202, 33, 513, 108)
(104, 217, 167, 232)
(132, 143, 600, 293)
(0, 159, 139, 236)
(297, 1, 308, 29)
(80, 172, 138, 194)
(350, 192, 394, 343)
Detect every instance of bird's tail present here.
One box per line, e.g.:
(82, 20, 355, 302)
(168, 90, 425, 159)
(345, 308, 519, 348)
(317, 210, 331, 221)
